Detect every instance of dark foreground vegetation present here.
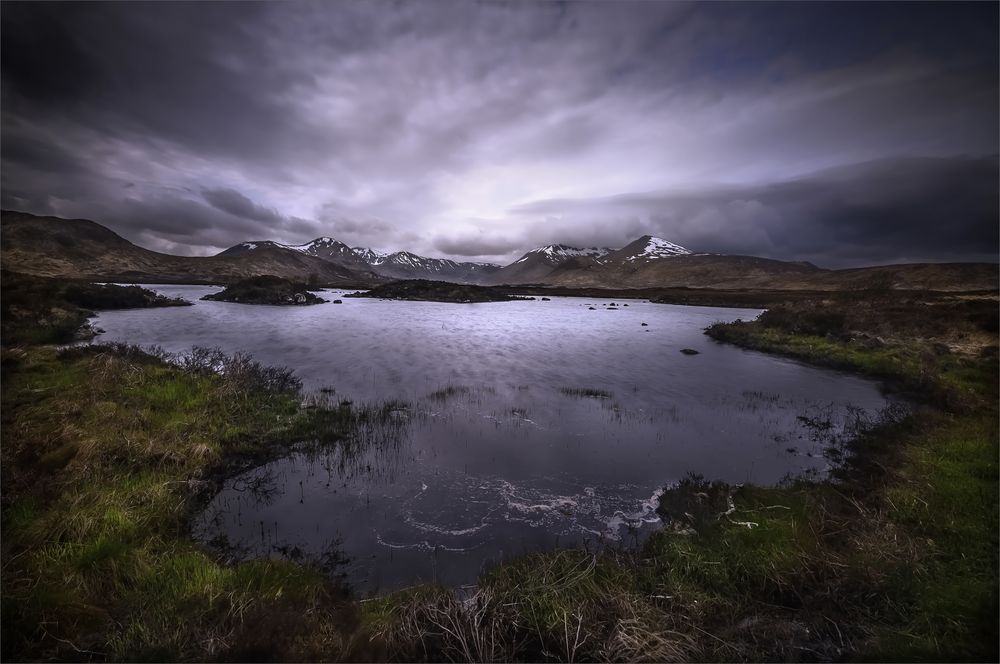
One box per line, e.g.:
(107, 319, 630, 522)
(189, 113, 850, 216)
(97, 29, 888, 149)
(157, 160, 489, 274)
(1, 271, 191, 345)
(1, 281, 996, 661)
(349, 279, 525, 303)
(700, 294, 998, 659)
(201, 275, 327, 305)
(1, 343, 402, 661)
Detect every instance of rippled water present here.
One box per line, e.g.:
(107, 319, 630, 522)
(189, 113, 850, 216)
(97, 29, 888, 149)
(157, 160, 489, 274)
(94, 285, 894, 592)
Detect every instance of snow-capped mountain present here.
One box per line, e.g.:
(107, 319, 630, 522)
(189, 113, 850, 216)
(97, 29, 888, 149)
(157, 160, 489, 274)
(217, 237, 372, 271)
(489, 244, 615, 284)
(351, 247, 391, 265)
(217, 240, 293, 256)
(350, 248, 501, 283)
(219, 237, 351, 258)
(606, 235, 691, 262)
(512, 244, 613, 265)
(294, 237, 362, 263)
(220, 233, 694, 286)
(221, 238, 501, 283)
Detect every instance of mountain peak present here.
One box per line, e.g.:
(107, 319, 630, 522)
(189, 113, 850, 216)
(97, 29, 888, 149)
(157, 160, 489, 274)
(352, 247, 391, 265)
(624, 235, 691, 261)
(304, 236, 339, 247)
(515, 244, 613, 264)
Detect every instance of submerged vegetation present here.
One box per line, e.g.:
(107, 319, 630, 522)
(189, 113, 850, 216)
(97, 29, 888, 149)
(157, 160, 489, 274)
(1, 286, 996, 661)
(559, 387, 614, 399)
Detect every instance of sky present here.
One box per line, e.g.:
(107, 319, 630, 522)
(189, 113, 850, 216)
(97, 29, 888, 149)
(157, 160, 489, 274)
(2, 1, 997, 267)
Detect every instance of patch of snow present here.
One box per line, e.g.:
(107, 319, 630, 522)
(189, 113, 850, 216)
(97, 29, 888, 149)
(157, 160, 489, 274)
(287, 237, 350, 255)
(627, 236, 691, 261)
(352, 247, 391, 265)
(523, 244, 613, 263)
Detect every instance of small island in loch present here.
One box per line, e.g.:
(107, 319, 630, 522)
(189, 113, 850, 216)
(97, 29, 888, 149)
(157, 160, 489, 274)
(201, 275, 327, 305)
(347, 279, 525, 303)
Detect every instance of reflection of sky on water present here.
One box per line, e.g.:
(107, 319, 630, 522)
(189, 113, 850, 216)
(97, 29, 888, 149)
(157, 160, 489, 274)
(95, 286, 896, 592)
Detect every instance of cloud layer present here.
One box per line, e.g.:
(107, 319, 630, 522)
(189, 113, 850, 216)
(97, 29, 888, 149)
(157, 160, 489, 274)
(2, 1, 997, 265)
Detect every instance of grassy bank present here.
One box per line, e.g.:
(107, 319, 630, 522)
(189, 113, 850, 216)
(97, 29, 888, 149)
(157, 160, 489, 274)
(701, 299, 999, 659)
(2, 293, 996, 661)
(0, 344, 399, 661)
(362, 296, 997, 661)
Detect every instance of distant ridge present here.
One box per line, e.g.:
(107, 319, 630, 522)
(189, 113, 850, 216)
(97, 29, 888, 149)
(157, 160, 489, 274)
(218, 237, 371, 271)
(490, 243, 616, 284)
(219, 239, 502, 284)
(2, 210, 996, 291)
(0, 210, 378, 285)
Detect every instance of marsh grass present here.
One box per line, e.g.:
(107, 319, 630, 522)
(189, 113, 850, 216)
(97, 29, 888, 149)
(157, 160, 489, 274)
(559, 387, 614, 399)
(0, 344, 380, 661)
(427, 385, 472, 402)
(697, 306, 999, 661)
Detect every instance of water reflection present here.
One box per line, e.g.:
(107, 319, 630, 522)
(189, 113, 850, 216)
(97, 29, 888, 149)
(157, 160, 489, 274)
(92, 286, 898, 592)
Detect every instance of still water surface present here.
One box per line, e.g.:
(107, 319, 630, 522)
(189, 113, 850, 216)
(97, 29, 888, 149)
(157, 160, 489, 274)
(93, 285, 894, 592)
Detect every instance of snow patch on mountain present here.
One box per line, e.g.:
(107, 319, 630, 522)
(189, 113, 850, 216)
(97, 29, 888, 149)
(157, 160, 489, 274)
(515, 244, 612, 264)
(350, 248, 500, 274)
(627, 236, 691, 261)
(234, 238, 347, 255)
(352, 247, 392, 265)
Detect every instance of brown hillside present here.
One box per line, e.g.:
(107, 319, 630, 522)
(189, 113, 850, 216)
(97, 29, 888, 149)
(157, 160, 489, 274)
(0, 211, 379, 285)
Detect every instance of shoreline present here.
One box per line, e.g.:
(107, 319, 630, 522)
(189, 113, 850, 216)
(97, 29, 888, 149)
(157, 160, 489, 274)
(1, 285, 996, 661)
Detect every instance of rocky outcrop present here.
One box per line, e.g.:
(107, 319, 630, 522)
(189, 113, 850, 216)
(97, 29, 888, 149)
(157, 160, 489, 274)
(62, 283, 191, 310)
(201, 275, 326, 305)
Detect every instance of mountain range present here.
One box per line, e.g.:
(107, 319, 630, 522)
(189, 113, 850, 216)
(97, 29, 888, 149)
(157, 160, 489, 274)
(218, 238, 503, 284)
(2, 210, 996, 292)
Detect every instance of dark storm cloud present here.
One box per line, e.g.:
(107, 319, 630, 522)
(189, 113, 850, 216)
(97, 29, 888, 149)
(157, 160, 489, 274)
(1, 1, 307, 164)
(434, 233, 528, 258)
(1, 1, 997, 262)
(202, 189, 285, 225)
(511, 156, 999, 266)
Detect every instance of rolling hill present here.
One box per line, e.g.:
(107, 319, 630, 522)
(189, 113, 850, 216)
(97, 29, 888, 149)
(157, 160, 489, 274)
(0, 211, 379, 285)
